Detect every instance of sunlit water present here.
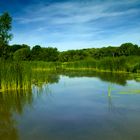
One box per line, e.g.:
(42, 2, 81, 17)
(0, 72, 140, 140)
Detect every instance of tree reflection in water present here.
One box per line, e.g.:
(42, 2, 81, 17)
(0, 72, 60, 140)
(0, 89, 32, 140)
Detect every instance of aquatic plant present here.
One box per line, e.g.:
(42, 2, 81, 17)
(0, 60, 32, 92)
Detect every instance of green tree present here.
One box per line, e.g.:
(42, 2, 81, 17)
(117, 43, 138, 56)
(0, 12, 12, 58)
(31, 45, 42, 60)
(31, 46, 59, 61)
(41, 47, 59, 61)
(10, 44, 30, 53)
(13, 48, 30, 61)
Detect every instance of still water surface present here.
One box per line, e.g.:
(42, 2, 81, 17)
(0, 72, 140, 140)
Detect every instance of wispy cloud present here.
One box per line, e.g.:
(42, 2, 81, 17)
(10, 0, 140, 50)
(15, 1, 140, 24)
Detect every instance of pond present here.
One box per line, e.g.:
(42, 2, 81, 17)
(0, 71, 140, 140)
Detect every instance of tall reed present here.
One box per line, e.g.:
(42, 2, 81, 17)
(0, 60, 32, 92)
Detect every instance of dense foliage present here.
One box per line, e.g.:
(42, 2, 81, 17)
(0, 12, 140, 73)
(0, 42, 139, 62)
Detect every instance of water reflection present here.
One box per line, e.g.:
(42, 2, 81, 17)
(0, 89, 32, 140)
(0, 71, 140, 140)
(60, 70, 134, 86)
(0, 73, 59, 140)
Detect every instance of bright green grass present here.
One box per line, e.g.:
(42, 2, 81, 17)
(0, 56, 140, 92)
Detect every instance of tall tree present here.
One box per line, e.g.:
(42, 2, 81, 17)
(0, 12, 12, 44)
(0, 12, 12, 58)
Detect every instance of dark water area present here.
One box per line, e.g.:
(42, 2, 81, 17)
(0, 71, 140, 140)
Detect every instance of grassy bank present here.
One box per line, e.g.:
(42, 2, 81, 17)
(60, 56, 140, 73)
(0, 56, 140, 91)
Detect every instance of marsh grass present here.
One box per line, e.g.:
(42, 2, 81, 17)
(0, 61, 32, 92)
(0, 57, 140, 92)
(31, 61, 61, 71)
(0, 60, 60, 92)
(60, 56, 140, 73)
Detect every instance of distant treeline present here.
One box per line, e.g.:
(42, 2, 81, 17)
(0, 12, 140, 62)
(0, 42, 140, 62)
(1, 12, 140, 73)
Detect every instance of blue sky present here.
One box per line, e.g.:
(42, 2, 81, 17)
(0, 0, 140, 50)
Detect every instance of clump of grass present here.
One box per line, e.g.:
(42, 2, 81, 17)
(0, 61, 61, 92)
(0, 60, 32, 92)
(30, 61, 61, 71)
(60, 56, 140, 73)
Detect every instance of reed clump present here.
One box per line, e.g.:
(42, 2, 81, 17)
(60, 56, 140, 73)
(0, 60, 32, 92)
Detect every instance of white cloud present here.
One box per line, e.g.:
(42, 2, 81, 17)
(11, 0, 140, 50)
(15, 0, 140, 24)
